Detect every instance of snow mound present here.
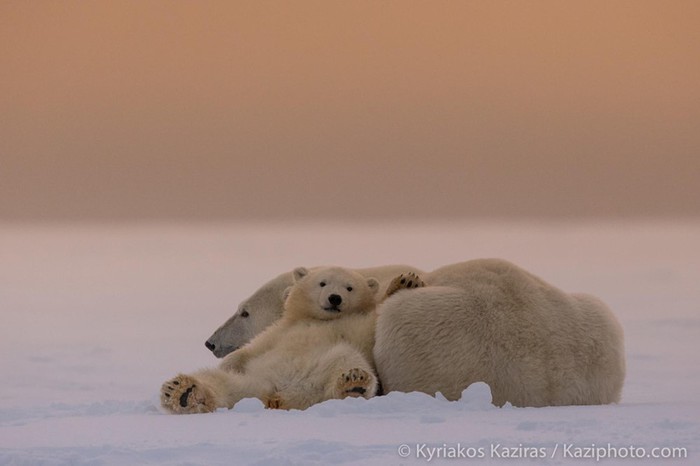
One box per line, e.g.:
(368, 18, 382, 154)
(458, 381, 495, 410)
(232, 397, 266, 413)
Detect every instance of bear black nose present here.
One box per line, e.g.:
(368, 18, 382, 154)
(328, 294, 342, 306)
(205, 340, 216, 352)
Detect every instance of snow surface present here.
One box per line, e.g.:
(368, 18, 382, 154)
(1, 221, 698, 465)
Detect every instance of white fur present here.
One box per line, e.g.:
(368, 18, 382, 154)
(161, 267, 380, 413)
(374, 259, 626, 406)
(205, 264, 423, 357)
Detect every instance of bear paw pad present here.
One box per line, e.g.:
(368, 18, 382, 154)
(385, 272, 426, 298)
(337, 368, 374, 399)
(160, 374, 215, 414)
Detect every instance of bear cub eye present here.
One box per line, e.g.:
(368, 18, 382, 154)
(240, 310, 250, 318)
(346, 286, 353, 292)
(320, 282, 326, 287)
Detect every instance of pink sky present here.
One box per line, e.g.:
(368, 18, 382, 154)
(1, 1, 699, 221)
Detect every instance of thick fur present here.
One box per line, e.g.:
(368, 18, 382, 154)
(161, 267, 380, 413)
(373, 259, 626, 406)
(205, 264, 423, 357)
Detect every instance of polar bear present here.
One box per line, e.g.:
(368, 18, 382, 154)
(205, 264, 423, 357)
(160, 266, 380, 413)
(205, 259, 626, 408)
(375, 259, 626, 407)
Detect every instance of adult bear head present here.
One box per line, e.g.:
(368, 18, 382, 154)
(204, 271, 293, 357)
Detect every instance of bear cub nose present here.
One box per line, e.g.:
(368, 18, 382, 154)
(328, 294, 342, 306)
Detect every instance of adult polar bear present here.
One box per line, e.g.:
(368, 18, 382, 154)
(378, 260, 625, 406)
(206, 259, 626, 407)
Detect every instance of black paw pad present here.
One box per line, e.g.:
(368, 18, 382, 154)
(179, 386, 193, 408)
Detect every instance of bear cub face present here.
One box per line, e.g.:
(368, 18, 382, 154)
(284, 267, 379, 321)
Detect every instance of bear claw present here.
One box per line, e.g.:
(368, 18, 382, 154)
(264, 393, 289, 410)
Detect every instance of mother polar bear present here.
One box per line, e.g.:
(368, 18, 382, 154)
(206, 259, 626, 407)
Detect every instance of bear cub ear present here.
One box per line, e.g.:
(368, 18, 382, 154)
(366, 277, 379, 294)
(282, 286, 293, 301)
(293, 267, 309, 282)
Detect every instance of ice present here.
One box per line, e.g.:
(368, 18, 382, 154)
(0, 221, 698, 464)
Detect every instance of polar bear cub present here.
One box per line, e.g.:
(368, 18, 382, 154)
(160, 266, 380, 413)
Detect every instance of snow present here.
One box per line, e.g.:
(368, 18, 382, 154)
(1, 221, 698, 465)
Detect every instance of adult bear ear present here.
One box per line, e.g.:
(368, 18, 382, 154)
(367, 278, 379, 295)
(293, 267, 308, 282)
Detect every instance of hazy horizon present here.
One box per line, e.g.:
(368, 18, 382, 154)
(2, 1, 699, 222)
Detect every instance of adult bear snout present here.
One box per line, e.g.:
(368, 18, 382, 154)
(205, 340, 216, 352)
(328, 294, 342, 306)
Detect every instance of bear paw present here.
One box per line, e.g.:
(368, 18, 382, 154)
(263, 393, 289, 410)
(160, 374, 216, 414)
(337, 368, 375, 399)
(385, 272, 426, 298)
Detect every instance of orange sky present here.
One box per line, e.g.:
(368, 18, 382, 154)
(1, 1, 699, 221)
